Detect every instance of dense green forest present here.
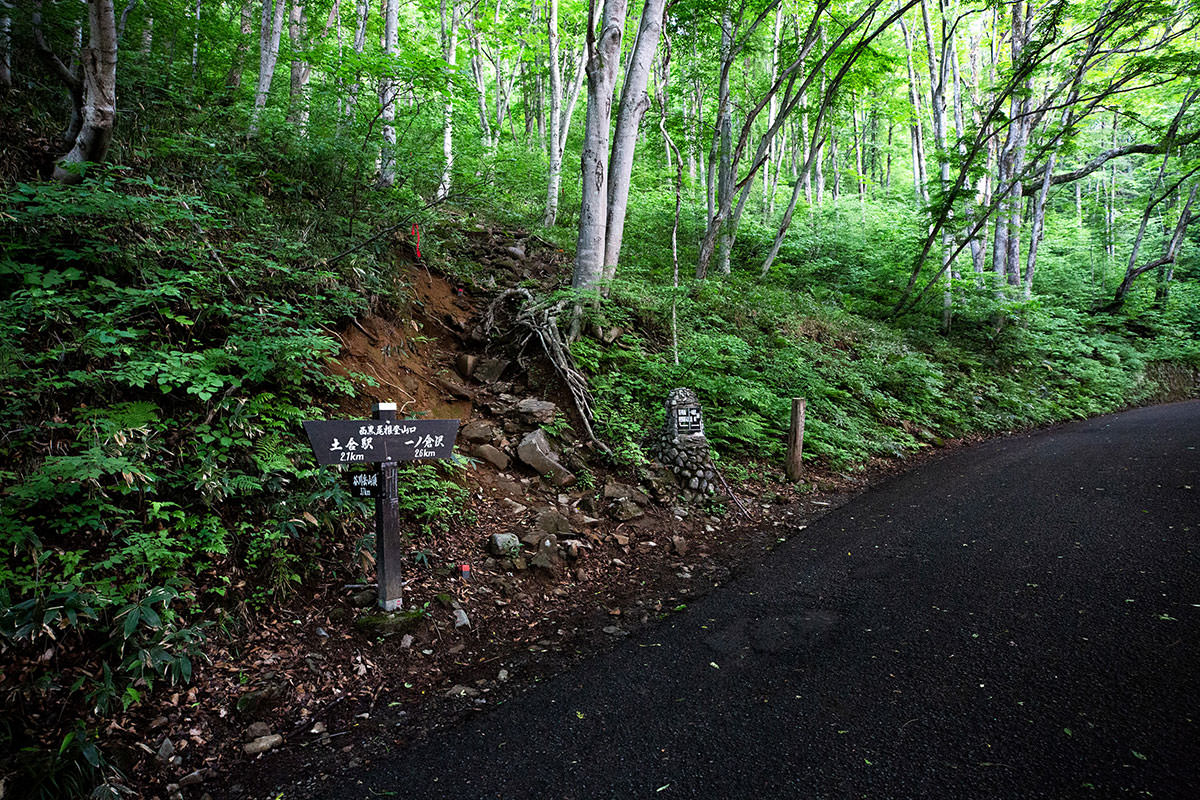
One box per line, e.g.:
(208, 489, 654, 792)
(1, 0, 1198, 795)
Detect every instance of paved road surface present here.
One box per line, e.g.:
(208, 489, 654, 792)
(312, 401, 1200, 799)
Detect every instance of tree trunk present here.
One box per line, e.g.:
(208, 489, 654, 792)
(572, 0, 630, 292)
(225, 0, 254, 89)
(899, 17, 928, 205)
(543, 0, 564, 225)
(1107, 181, 1198, 310)
(286, 2, 308, 128)
(601, 0, 667, 281)
(544, 2, 591, 226)
(345, 0, 368, 123)
(43, 0, 118, 183)
(437, 0, 460, 201)
(0, 2, 10, 91)
(190, 0, 201, 79)
(466, 16, 494, 149)
(250, 0, 288, 136)
(378, 0, 399, 186)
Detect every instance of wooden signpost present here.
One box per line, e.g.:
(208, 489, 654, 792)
(303, 402, 459, 611)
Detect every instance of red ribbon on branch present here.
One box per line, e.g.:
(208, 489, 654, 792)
(411, 223, 421, 259)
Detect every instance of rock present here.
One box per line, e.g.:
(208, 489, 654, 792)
(610, 497, 644, 522)
(235, 686, 282, 717)
(445, 684, 480, 698)
(612, 533, 630, 547)
(474, 358, 509, 383)
(602, 481, 649, 505)
(601, 326, 624, 344)
(243, 735, 283, 755)
(512, 556, 528, 570)
(454, 609, 470, 628)
(529, 535, 561, 569)
(602, 626, 623, 635)
(179, 770, 205, 788)
(310, 722, 327, 735)
(473, 444, 509, 470)
(354, 610, 425, 637)
(461, 420, 498, 444)
(516, 429, 576, 486)
(516, 398, 558, 425)
(434, 376, 472, 399)
(350, 588, 377, 607)
(400, 634, 414, 649)
(156, 738, 175, 762)
(245, 722, 272, 741)
(504, 244, 526, 260)
(535, 508, 571, 536)
(671, 536, 690, 556)
(455, 354, 478, 379)
(501, 498, 528, 514)
(488, 532, 521, 558)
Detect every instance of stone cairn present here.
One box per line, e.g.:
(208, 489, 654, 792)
(650, 388, 716, 499)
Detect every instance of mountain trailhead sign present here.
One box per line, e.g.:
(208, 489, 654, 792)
(303, 403, 459, 611)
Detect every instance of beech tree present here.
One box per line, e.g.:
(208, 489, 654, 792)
(33, 0, 119, 183)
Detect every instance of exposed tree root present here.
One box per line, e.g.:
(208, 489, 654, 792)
(482, 288, 612, 455)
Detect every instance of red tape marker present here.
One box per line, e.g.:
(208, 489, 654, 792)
(411, 223, 421, 258)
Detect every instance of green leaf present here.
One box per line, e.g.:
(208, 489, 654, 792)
(122, 608, 141, 638)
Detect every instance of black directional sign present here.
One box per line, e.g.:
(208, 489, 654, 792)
(302, 418, 459, 465)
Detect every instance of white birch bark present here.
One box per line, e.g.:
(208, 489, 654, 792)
(379, 0, 399, 186)
(572, 0, 629, 292)
(191, 0, 201, 80)
(250, 0, 288, 136)
(543, 0, 564, 226)
(437, 0, 460, 201)
(601, 0, 667, 280)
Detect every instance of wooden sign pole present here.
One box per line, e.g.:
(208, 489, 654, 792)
(373, 402, 404, 611)
(786, 397, 806, 482)
(301, 405, 459, 612)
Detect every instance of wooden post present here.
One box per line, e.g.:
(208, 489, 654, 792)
(373, 401, 404, 611)
(786, 397, 806, 481)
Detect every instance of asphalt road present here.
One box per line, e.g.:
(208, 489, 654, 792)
(315, 401, 1200, 799)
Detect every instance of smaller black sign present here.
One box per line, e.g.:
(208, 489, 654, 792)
(347, 471, 380, 498)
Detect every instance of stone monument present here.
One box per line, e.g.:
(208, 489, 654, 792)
(650, 388, 716, 499)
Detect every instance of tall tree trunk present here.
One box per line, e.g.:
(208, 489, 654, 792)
(0, 2, 10, 91)
(250, 0, 287, 136)
(225, 0, 254, 89)
(543, 0, 590, 226)
(345, 0, 368, 123)
(379, 0, 399, 186)
(437, 0, 460, 201)
(601, 0, 667, 281)
(466, 15, 494, 149)
(286, 1, 307, 128)
(191, 0, 201, 79)
(572, 0, 629, 292)
(543, 0, 564, 225)
(920, 0, 955, 329)
(899, 17, 928, 205)
(46, 0, 118, 183)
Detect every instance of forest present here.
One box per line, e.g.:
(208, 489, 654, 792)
(1, 0, 1198, 796)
